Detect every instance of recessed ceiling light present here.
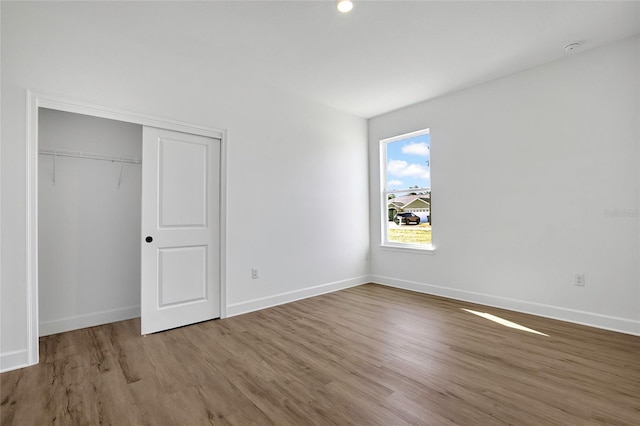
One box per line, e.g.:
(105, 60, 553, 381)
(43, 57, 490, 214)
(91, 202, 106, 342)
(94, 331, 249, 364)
(563, 42, 581, 53)
(337, 0, 353, 13)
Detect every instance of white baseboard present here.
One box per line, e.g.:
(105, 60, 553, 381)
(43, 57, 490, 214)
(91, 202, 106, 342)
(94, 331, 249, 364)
(371, 275, 640, 336)
(226, 275, 370, 318)
(39, 305, 141, 337)
(0, 349, 30, 373)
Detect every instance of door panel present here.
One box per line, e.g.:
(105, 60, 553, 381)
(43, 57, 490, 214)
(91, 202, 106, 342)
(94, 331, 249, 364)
(141, 127, 220, 334)
(159, 138, 208, 227)
(158, 246, 207, 307)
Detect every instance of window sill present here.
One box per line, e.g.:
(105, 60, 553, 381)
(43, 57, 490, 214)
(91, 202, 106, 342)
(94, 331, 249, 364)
(380, 244, 436, 255)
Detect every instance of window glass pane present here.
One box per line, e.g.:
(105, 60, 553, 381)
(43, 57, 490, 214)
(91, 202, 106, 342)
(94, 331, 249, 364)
(386, 191, 431, 246)
(386, 132, 430, 191)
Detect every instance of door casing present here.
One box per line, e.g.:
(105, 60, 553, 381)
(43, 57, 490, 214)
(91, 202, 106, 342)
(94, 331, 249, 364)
(25, 90, 227, 367)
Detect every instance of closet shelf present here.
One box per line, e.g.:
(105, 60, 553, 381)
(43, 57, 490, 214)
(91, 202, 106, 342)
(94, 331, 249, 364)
(39, 148, 141, 164)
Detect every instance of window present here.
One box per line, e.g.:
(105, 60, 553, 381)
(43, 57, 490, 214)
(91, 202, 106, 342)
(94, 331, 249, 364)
(381, 129, 432, 250)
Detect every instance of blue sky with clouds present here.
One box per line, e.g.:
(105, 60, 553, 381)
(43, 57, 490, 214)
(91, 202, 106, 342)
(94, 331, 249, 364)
(386, 132, 430, 191)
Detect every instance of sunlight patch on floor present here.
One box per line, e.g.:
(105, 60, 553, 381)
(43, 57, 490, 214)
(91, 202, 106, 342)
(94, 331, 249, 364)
(461, 308, 548, 336)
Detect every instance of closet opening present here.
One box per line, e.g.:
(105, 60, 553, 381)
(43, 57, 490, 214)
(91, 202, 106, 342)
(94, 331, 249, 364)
(38, 108, 143, 336)
(26, 91, 226, 367)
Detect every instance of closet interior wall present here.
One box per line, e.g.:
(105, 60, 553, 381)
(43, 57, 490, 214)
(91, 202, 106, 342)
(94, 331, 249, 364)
(38, 108, 143, 336)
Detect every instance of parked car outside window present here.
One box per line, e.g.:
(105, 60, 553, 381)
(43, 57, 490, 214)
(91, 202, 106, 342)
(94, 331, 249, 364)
(394, 212, 421, 225)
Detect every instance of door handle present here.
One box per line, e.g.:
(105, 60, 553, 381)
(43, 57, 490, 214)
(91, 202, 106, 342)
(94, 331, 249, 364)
(145, 236, 153, 243)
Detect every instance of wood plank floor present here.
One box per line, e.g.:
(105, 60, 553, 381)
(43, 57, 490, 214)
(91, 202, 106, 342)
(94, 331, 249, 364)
(2, 284, 639, 425)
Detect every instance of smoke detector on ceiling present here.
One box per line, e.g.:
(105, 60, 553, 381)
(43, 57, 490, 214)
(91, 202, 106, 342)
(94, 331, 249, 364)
(563, 42, 581, 53)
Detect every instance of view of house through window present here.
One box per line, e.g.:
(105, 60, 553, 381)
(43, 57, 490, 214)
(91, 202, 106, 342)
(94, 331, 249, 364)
(381, 129, 431, 248)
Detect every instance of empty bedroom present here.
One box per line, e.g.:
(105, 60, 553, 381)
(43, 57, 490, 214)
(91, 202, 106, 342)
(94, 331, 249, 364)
(1, 1, 639, 424)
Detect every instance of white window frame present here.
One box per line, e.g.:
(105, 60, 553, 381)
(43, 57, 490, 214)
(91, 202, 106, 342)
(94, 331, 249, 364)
(380, 128, 434, 252)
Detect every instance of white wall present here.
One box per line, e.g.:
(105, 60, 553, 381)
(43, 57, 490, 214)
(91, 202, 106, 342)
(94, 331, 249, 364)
(38, 109, 142, 335)
(1, 2, 369, 371)
(369, 36, 640, 335)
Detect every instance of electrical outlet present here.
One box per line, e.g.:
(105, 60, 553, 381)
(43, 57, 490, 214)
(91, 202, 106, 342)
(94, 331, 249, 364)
(574, 274, 585, 286)
(251, 268, 259, 279)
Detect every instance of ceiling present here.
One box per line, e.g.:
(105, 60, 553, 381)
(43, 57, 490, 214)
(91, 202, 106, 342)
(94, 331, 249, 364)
(33, 1, 640, 118)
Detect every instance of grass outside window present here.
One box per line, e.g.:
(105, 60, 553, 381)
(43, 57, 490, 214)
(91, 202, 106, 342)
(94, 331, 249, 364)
(387, 223, 432, 245)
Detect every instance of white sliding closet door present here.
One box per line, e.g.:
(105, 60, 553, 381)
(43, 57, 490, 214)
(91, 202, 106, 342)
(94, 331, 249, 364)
(141, 127, 221, 334)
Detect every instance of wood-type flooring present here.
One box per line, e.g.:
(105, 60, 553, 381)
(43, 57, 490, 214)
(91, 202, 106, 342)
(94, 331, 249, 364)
(2, 284, 639, 425)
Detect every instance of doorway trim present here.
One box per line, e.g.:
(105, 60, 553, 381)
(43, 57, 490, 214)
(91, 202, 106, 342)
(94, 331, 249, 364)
(26, 90, 228, 366)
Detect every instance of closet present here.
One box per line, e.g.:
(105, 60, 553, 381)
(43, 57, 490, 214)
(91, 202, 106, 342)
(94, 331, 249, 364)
(38, 108, 143, 336)
(37, 104, 222, 337)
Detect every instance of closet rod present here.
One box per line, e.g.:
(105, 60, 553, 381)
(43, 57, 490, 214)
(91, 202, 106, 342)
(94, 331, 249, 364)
(38, 148, 141, 164)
